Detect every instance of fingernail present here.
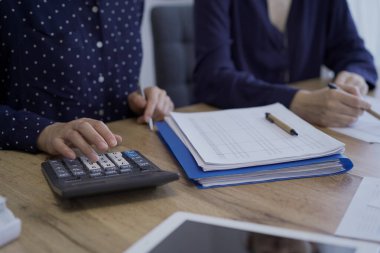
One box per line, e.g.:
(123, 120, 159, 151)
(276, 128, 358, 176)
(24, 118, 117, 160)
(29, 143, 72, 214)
(111, 139, 117, 147)
(99, 141, 109, 150)
(90, 153, 99, 163)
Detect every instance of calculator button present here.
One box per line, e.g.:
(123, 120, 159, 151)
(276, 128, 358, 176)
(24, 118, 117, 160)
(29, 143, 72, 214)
(104, 166, 118, 174)
(108, 151, 123, 157)
(89, 172, 103, 178)
(79, 156, 103, 173)
(128, 156, 150, 167)
(136, 161, 150, 167)
(70, 169, 86, 177)
(48, 160, 64, 168)
(62, 158, 86, 176)
(98, 154, 117, 170)
(124, 150, 139, 158)
(106, 152, 131, 168)
(123, 151, 156, 171)
(119, 164, 133, 169)
(119, 164, 134, 173)
(48, 160, 63, 166)
(56, 171, 71, 178)
(105, 170, 118, 176)
(63, 158, 82, 166)
(48, 160, 72, 178)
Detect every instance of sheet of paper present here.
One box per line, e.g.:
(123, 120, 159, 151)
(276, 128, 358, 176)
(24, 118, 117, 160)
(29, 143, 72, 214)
(336, 177, 380, 242)
(169, 103, 344, 171)
(331, 96, 380, 143)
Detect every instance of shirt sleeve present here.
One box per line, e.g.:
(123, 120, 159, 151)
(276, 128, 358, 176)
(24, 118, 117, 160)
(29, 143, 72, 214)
(324, 0, 378, 88)
(193, 0, 298, 109)
(0, 105, 54, 153)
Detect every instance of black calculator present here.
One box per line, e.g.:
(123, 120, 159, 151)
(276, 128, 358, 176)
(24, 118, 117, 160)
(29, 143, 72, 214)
(41, 150, 179, 198)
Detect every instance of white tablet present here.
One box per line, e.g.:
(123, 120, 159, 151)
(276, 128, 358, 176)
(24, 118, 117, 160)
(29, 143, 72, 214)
(125, 212, 380, 253)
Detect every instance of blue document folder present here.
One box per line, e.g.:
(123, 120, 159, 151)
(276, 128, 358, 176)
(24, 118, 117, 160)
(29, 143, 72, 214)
(156, 121, 353, 189)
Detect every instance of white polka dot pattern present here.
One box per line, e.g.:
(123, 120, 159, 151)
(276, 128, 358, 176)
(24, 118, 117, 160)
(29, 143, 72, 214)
(0, 0, 144, 153)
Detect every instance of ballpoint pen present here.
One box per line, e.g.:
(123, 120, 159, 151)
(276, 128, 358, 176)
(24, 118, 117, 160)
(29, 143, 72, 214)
(265, 112, 298, 136)
(139, 84, 154, 131)
(328, 82, 380, 121)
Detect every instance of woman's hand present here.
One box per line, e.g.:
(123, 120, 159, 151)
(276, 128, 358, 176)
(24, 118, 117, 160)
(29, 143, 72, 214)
(37, 118, 122, 162)
(290, 87, 370, 127)
(128, 86, 174, 124)
(335, 71, 369, 96)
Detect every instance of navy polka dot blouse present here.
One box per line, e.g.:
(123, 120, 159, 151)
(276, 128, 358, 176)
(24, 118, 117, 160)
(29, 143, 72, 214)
(0, 0, 144, 153)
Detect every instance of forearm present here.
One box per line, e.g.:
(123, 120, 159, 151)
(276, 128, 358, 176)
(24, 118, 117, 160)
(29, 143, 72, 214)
(342, 64, 378, 89)
(0, 106, 54, 152)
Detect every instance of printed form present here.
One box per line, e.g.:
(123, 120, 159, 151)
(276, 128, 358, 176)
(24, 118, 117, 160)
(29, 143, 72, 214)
(336, 177, 380, 242)
(167, 103, 344, 171)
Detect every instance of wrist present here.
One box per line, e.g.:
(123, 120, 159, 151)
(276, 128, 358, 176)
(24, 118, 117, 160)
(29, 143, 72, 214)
(36, 123, 58, 153)
(290, 90, 311, 114)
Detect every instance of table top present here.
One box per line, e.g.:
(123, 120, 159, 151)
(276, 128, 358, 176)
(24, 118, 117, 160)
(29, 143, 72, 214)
(1, 79, 379, 253)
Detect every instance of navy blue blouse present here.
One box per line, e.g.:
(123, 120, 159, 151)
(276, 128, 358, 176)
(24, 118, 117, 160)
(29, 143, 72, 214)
(194, 0, 378, 109)
(0, 1, 143, 152)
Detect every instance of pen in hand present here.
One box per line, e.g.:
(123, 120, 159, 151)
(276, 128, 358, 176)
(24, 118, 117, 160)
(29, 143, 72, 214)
(328, 82, 380, 121)
(139, 84, 154, 131)
(265, 112, 298, 136)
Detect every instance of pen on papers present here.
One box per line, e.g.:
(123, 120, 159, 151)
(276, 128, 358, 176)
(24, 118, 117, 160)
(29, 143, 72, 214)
(139, 84, 154, 131)
(265, 112, 298, 136)
(328, 82, 380, 121)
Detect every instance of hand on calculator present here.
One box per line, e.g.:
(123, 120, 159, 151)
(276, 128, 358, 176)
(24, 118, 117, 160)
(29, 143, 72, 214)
(37, 118, 122, 162)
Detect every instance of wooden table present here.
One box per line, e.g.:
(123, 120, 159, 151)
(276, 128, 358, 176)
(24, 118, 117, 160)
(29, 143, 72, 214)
(1, 79, 379, 253)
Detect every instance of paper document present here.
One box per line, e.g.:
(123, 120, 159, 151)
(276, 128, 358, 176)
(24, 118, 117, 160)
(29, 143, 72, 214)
(336, 177, 380, 242)
(157, 121, 353, 188)
(167, 103, 345, 171)
(331, 96, 380, 143)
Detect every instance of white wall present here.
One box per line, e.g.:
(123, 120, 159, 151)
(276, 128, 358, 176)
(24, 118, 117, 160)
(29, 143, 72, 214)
(140, 0, 380, 86)
(347, 0, 380, 73)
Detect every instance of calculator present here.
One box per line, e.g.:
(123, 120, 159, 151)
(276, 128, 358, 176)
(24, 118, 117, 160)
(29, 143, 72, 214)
(41, 150, 179, 198)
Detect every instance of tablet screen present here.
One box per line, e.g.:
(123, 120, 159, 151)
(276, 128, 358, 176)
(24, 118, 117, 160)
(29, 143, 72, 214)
(148, 221, 355, 253)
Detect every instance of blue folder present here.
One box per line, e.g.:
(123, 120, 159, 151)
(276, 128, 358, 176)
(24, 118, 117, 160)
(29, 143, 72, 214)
(156, 121, 353, 189)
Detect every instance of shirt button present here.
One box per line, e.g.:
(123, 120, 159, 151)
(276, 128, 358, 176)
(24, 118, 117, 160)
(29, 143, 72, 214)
(92, 6, 99, 13)
(96, 41, 103, 48)
(98, 75, 105, 83)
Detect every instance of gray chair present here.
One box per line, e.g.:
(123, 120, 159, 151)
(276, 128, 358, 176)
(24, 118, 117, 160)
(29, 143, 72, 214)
(151, 5, 194, 107)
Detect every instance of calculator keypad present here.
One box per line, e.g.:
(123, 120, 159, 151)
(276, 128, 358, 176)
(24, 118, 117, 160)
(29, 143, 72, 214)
(41, 150, 179, 198)
(50, 151, 155, 180)
(124, 150, 150, 169)
(48, 160, 71, 178)
(107, 152, 133, 173)
(63, 158, 86, 177)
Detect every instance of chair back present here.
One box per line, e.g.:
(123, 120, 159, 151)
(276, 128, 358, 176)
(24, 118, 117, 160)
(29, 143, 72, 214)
(151, 5, 194, 107)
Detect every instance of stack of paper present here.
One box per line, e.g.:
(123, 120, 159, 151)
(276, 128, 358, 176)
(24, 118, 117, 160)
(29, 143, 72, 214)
(157, 103, 353, 188)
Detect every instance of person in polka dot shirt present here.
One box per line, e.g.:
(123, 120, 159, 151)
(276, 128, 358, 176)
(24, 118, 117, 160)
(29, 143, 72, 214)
(0, 0, 174, 162)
